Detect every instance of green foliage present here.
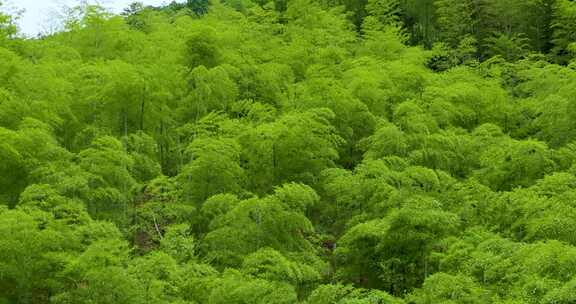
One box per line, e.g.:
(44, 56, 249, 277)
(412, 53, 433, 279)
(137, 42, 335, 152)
(336, 198, 460, 293)
(408, 273, 492, 303)
(78, 136, 137, 224)
(306, 283, 403, 304)
(0, 1, 17, 43)
(183, 26, 220, 70)
(202, 190, 319, 267)
(178, 137, 245, 203)
(187, 0, 211, 16)
(241, 248, 321, 288)
(2, 1, 576, 303)
(474, 139, 555, 191)
(241, 109, 342, 193)
(551, 0, 576, 63)
(208, 269, 298, 304)
(160, 224, 197, 263)
(434, 0, 474, 47)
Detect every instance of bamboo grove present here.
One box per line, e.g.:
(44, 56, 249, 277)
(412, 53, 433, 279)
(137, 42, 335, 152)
(2, 0, 576, 303)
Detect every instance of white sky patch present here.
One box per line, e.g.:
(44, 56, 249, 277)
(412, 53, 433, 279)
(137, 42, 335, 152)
(5, 0, 171, 36)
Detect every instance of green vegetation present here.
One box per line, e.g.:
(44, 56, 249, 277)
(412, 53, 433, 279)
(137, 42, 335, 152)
(2, 0, 576, 302)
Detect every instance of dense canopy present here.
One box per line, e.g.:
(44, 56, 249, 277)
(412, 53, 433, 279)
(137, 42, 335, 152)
(2, 0, 576, 303)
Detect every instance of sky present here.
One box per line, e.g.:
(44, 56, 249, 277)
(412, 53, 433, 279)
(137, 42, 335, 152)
(5, 0, 170, 36)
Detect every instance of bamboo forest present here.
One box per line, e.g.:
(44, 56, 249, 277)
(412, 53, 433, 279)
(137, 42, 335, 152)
(3, 0, 576, 303)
